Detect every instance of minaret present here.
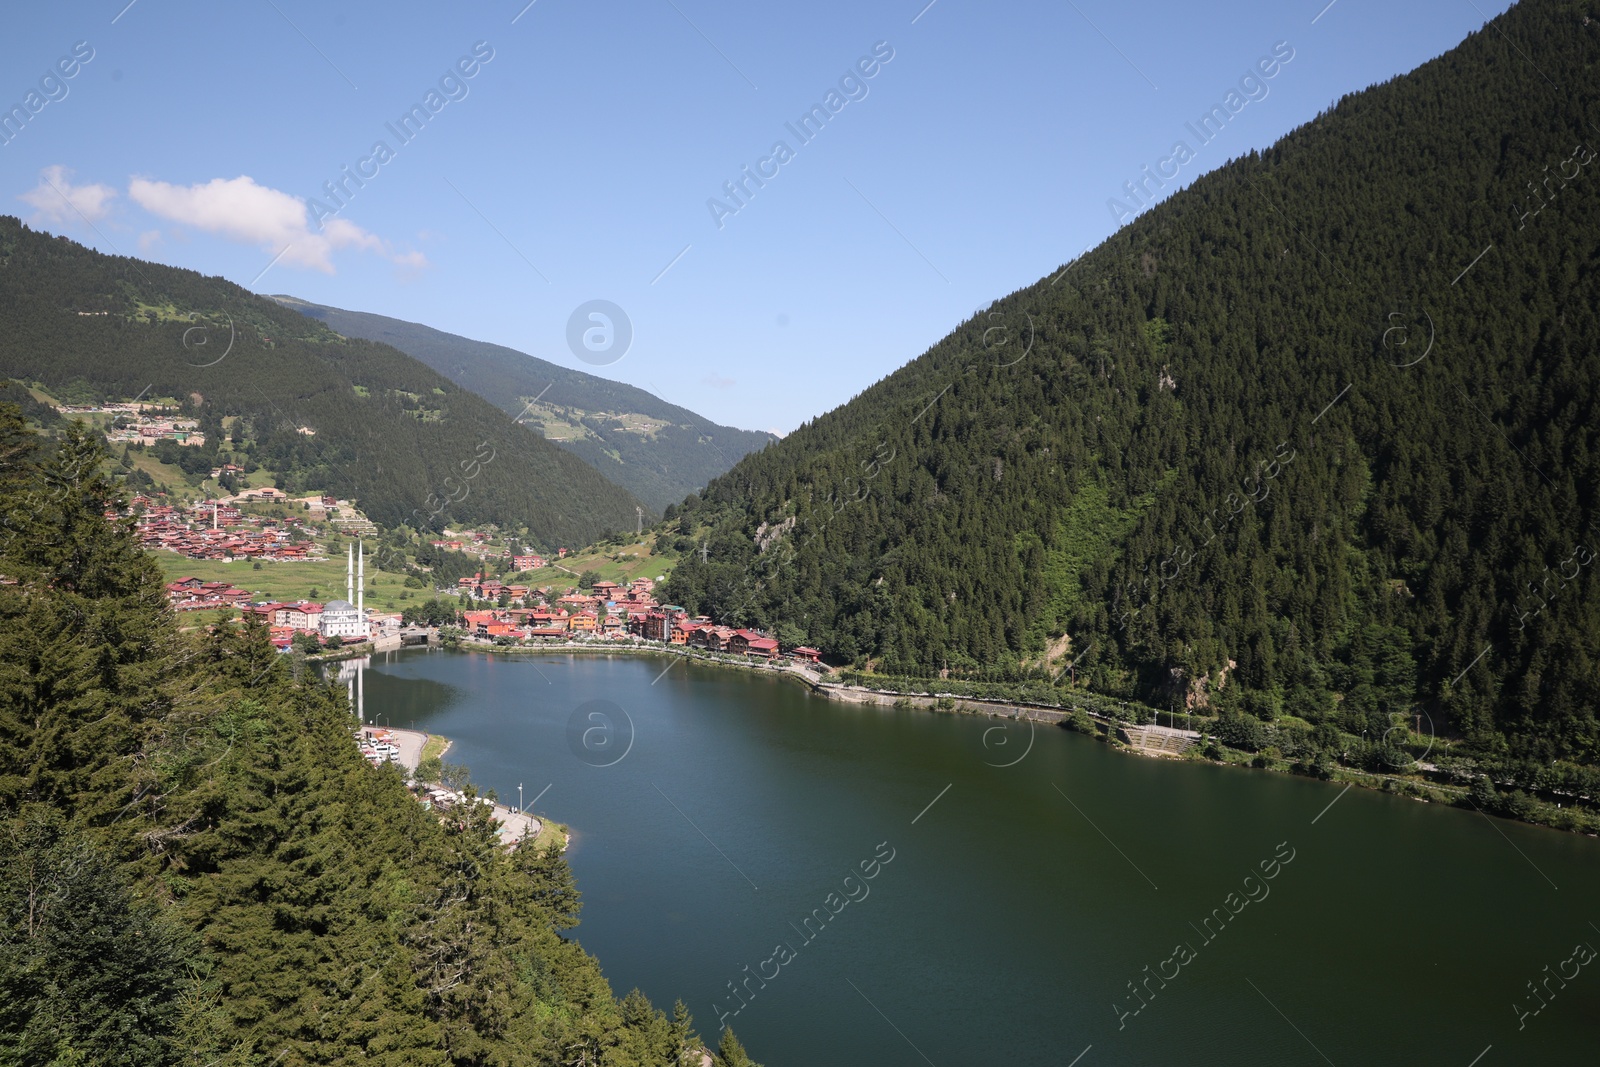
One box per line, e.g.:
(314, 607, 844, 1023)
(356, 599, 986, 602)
(346, 542, 354, 604)
(357, 539, 365, 634)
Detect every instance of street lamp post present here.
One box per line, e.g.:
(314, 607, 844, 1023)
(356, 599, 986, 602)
(518, 782, 524, 814)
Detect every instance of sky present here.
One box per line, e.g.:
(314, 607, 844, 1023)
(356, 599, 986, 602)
(2, 0, 1516, 435)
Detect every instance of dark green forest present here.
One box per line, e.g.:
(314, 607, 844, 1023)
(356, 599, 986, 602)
(663, 0, 1600, 771)
(273, 296, 775, 513)
(0, 221, 645, 550)
(0, 410, 756, 1065)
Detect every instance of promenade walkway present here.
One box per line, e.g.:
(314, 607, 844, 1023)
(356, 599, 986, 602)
(362, 726, 546, 848)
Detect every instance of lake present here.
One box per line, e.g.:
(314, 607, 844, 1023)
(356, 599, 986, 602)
(350, 648, 1600, 1066)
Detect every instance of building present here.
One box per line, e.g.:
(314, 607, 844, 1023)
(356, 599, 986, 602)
(320, 599, 365, 638)
(728, 630, 778, 658)
(791, 646, 823, 664)
(640, 606, 686, 642)
(463, 611, 499, 635)
(285, 602, 323, 630)
(690, 625, 737, 652)
(517, 611, 568, 631)
(319, 541, 370, 640)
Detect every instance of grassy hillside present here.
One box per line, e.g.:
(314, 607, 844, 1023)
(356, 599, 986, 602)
(153, 555, 416, 611)
(531, 532, 680, 592)
(663, 0, 1600, 775)
(0, 218, 645, 550)
(272, 296, 775, 511)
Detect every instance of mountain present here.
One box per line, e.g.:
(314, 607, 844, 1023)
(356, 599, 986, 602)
(0, 217, 644, 548)
(271, 296, 776, 512)
(662, 0, 1600, 768)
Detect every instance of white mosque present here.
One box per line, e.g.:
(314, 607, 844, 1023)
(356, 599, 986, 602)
(319, 540, 371, 640)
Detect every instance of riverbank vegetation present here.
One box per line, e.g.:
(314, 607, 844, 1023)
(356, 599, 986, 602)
(842, 670, 1600, 835)
(0, 410, 758, 1065)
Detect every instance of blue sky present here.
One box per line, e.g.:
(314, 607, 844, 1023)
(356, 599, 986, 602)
(3, 0, 1514, 434)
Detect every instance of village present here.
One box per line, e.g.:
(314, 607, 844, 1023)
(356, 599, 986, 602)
(442, 571, 825, 665)
(139, 492, 824, 664)
(112, 446, 825, 663)
(56, 400, 210, 447)
(162, 561, 824, 665)
(129, 491, 321, 563)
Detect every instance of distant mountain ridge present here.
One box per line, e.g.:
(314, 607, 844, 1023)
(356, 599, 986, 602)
(271, 296, 775, 511)
(0, 217, 643, 548)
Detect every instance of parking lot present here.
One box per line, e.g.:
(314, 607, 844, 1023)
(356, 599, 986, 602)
(356, 727, 427, 771)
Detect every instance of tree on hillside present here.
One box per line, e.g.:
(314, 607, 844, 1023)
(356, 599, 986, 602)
(716, 1026, 760, 1067)
(402, 597, 460, 628)
(0, 398, 760, 1066)
(0, 812, 195, 1066)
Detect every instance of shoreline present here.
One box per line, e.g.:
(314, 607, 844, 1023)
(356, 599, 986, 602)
(407, 641, 1599, 837)
(360, 724, 565, 851)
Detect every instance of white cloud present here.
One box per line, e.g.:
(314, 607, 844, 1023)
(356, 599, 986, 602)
(127, 173, 424, 274)
(19, 165, 116, 223)
(137, 229, 162, 253)
(390, 248, 429, 281)
(702, 373, 737, 389)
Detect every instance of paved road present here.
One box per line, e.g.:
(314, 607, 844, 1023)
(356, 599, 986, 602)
(364, 727, 547, 848)
(361, 726, 429, 771)
(489, 804, 542, 848)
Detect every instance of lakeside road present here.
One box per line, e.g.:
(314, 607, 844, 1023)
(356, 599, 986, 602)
(489, 804, 542, 848)
(362, 725, 429, 771)
(360, 725, 553, 849)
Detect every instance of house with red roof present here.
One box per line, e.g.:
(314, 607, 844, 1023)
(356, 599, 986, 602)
(728, 630, 778, 658)
(462, 610, 499, 635)
(284, 603, 323, 630)
(690, 625, 738, 652)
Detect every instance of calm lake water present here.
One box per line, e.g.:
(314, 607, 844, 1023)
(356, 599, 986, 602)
(350, 648, 1599, 1066)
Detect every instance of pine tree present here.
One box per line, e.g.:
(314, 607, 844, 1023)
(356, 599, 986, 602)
(0, 810, 195, 1066)
(715, 1026, 759, 1067)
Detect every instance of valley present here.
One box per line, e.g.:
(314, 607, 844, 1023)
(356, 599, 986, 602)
(3, 3, 1597, 1066)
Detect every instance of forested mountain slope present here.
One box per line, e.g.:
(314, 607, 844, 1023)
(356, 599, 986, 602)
(0, 219, 644, 547)
(664, 0, 1600, 766)
(272, 296, 775, 512)
(0, 412, 756, 1065)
